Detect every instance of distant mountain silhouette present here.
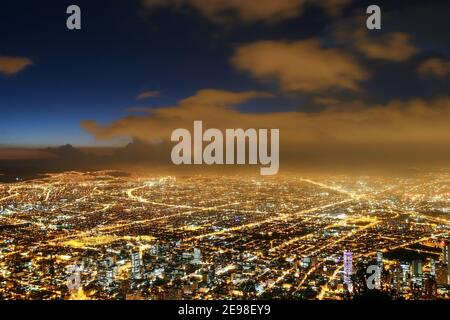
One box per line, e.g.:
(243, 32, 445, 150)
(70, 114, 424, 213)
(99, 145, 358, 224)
(113, 139, 171, 163)
(44, 144, 92, 161)
(0, 140, 173, 181)
(45, 144, 82, 156)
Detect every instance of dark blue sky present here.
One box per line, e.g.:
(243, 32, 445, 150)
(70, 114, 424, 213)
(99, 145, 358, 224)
(0, 0, 448, 146)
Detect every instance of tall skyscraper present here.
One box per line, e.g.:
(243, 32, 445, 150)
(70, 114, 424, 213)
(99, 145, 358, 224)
(430, 258, 436, 277)
(392, 264, 402, 292)
(192, 248, 202, 265)
(98, 257, 117, 289)
(376, 251, 383, 289)
(400, 263, 410, 283)
(447, 243, 450, 262)
(131, 250, 142, 279)
(443, 242, 449, 264)
(376, 252, 383, 265)
(150, 244, 159, 256)
(343, 250, 353, 292)
(106, 269, 115, 286)
(412, 260, 423, 277)
(447, 243, 450, 283)
(435, 264, 448, 285)
(441, 241, 450, 284)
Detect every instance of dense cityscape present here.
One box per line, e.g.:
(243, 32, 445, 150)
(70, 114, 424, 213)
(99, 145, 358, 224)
(0, 170, 448, 300)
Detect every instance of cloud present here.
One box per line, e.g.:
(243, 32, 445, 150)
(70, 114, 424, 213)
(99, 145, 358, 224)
(82, 89, 450, 150)
(418, 58, 450, 77)
(82, 89, 273, 141)
(333, 17, 419, 62)
(126, 107, 155, 114)
(313, 97, 341, 107)
(231, 39, 370, 93)
(353, 31, 419, 62)
(136, 90, 160, 100)
(0, 56, 33, 75)
(141, 0, 351, 23)
(318, 0, 351, 16)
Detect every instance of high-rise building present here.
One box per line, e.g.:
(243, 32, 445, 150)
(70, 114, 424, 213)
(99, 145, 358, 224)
(375, 251, 383, 289)
(300, 257, 311, 268)
(430, 258, 436, 277)
(131, 250, 142, 279)
(446, 243, 449, 264)
(442, 242, 449, 264)
(106, 268, 116, 286)
(435, 264, 448, 285)
(424, 275, 437, 299)
(400, 263, 410, 283)
(392, 265, 402, 292)
(376, 251, 383, 267)
(150, 244, 159, 256)
(446, 243, 450, 280)
(441, 241, 450, 283)
(343, 250, 353, 292)
(191, 248, 202, 265)
(411, 260, 423, 277)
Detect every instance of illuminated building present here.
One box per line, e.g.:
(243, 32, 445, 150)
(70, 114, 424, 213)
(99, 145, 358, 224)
(131, 250, 142, 279)
(376, 251, 383, 289)
(343, 250, 353, 292)
(435, 264, 449, 285)
(444, 242, 450, 281)
(443, 242, 449, 264)
(412, 260, 423, 277)
(192, 248, 202, 265)
(150, 244, 159, 256)
(400, 263, 410, 284)
(430, 258, 436, 277)
(376, 251, 383, 268)
(392, 265, 402, 292)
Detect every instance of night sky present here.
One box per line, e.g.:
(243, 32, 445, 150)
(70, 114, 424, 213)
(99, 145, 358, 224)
(0, 0, 449, 171)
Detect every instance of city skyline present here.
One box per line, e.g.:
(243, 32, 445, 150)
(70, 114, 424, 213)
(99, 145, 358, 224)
(0, 0, 449, 173)
(0, 171, 449, 299)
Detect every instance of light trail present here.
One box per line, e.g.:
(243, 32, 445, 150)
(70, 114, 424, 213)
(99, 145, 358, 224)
(299, 178, 361, 199)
